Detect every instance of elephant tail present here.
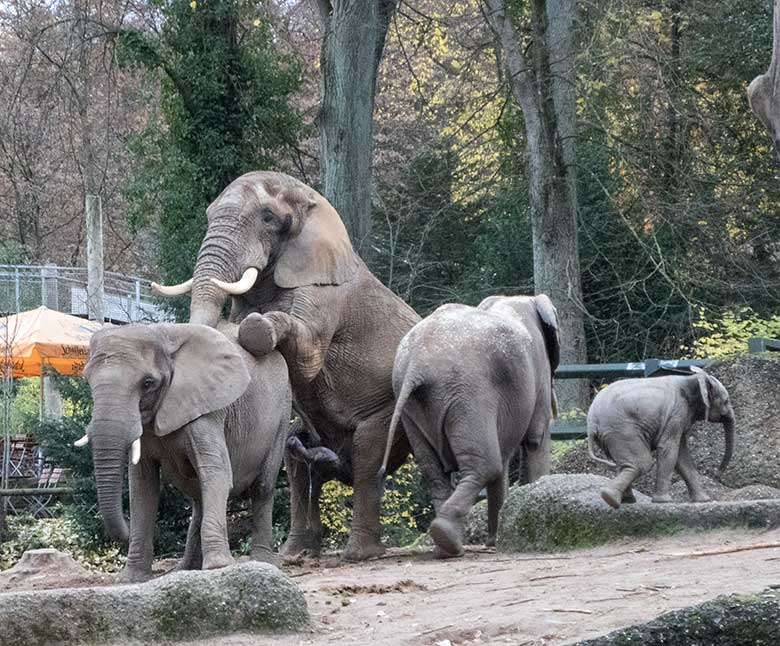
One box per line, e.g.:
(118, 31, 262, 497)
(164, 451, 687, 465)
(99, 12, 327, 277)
(377, 376, 420, 492)
(587, 425, 617, 468)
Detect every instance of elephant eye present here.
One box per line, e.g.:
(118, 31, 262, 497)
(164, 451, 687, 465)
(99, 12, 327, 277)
(262, 210, 275, 224)
(142, 376, 157, 391)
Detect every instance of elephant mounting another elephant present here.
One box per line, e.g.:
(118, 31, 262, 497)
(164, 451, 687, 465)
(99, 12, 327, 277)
(153, 171, 419, 561)
(379, 295, 560, 558)
(79, 322, 291, 582)
(587, 367, 735, 509)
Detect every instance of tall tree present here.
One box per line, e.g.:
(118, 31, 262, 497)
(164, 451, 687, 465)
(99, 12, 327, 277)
(317, 0, 397, 256)
(120, 0, 303, 316)
(484, 0, 587, 408)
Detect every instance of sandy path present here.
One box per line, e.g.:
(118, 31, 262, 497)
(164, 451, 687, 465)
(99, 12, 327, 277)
(204, 527, 780, 646)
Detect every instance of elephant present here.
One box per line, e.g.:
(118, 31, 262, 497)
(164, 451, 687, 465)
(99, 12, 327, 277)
(378, 294, 560, 558)
(587, 367, 735, 509)
(78, 322, 291, 582)
(151, 171, 419, 561)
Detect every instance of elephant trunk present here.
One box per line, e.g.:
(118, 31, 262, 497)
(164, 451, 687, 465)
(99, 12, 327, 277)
(90, 422, 131, 544)
(189, 226, 240, 327)
(718, 410, 735, 476)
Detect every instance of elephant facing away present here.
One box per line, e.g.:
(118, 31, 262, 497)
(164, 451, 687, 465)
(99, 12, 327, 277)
(79, 322, 291, 582)
(379, 295, 560, 558)
(587, 367, 735, 509)
(152, 171, 419, 561)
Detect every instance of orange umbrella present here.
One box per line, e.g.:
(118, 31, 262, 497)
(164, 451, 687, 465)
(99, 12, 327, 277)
(0, 307, 102, 378)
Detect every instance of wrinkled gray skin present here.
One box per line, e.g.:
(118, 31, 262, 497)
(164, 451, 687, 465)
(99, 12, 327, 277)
(162, 171, 418, 561)
(380, 295, 560, 558)
(83, 322, 291, 583)
(587, 368, 735, 509)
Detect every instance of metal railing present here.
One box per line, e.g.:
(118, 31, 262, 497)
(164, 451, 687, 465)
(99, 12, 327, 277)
(0, 264, 171, 322)
(550, 337, 780, 440)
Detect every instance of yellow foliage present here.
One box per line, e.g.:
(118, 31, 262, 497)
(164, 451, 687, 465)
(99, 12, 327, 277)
(318, 459, 431, 545)
(683, 308, 780, 359)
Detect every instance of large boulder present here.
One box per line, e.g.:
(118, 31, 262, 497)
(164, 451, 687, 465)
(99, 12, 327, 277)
(575, 588, 780, 645)
(554, 355, 780, 495)
(0, 562, 308, 646)
(496, 474, 780, 552)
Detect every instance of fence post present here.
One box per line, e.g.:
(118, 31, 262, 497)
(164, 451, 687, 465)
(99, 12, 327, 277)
(14, 267, 20, 313)
(135, 279, 141, 321)
(86, 194, 104, 323)
(41, 265, 58, 309)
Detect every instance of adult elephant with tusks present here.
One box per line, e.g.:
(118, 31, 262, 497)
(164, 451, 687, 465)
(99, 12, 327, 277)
(152, 171, 419, 561)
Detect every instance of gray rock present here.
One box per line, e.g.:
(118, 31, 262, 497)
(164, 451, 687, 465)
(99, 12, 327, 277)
(554, 355, 780, 495)
(0, 562, 309, 646)
(496, 474, 780, 552)
(575, 587, 780, 645)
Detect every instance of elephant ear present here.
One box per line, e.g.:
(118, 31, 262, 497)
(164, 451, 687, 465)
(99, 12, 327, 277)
(154, 324, 251, 436)
(691, 366, 711, 420)
(274, 191, 359, 288)
(533, 294, 560, 374)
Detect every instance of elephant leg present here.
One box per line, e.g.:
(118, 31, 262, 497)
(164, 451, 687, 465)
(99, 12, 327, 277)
(344, 414, 408, 562)
(187, 416, 234, 570)
(280, 453, 324, 558)
(600, 433, 653, 510)
(403, 415, 452, 515)
(175, 500, 203, 571)
(676, 436, 711, 503)
(653, 431, 682, 504)
(120, 459, 160, 583)
(238, 312, 324, 381)
(431, 415, 502, 559)
(486, 466, 509, 547)
(521, 407, 552, 484)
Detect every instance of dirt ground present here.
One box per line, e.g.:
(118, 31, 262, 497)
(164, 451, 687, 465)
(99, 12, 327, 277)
(3, 528, 780, 645)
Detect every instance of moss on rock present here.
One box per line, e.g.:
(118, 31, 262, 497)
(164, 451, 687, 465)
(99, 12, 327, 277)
(0, 562, 308, 646)
(496, 474, 780, 552)
(575, 588, 780, 645)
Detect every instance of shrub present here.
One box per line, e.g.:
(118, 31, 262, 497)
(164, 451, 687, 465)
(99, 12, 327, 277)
(685, 307, 780, 358)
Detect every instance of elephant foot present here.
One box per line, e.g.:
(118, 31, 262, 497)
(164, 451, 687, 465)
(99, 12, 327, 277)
(251, 546, 280, 568)
(280, 530, 322, 559)
(202, 551, 235, 570)
(622, 489, 637, 504)
(238, 313, 277, 356)
(342, 533, 386, 562)
(652, 493, 673, 504)
(429, 517, 464, 558)
(690, 493, 712, 503)
(485, 535, 496, 548)
(117, 566, 152, 584)
(600, 487, 623, 510)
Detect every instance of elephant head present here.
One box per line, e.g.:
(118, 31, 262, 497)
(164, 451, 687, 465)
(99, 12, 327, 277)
(691, 367, 735, 476)
(152, 172, 359, 327)
(80, 324, 250, 543)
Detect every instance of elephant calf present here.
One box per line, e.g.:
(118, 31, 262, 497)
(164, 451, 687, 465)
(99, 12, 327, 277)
(379, 295, 560, 558)
(587, 367, 735, 509)
(79, 322, 291, 582)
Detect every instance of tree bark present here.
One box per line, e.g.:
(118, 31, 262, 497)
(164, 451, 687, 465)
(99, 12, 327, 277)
(748, 0, 780, 158)
(317, 0, 397, 257)
(485, 0, 588, 410)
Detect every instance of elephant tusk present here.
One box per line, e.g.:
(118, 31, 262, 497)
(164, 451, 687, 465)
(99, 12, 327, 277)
(209, 267, 259, 295)
(73, 434, 89, 448)
(130, 438, 141, 465)
(151, 278, 193, 296)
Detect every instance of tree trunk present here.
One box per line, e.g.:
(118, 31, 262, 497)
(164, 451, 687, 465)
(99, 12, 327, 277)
(317, 0, 397, 257)
(486, 0, 588, 411)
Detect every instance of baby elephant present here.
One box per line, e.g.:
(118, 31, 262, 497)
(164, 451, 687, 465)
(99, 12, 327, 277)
(587, 367, 735, 509)
(379, 295, 560, 558)
(80, 322, 291, 582)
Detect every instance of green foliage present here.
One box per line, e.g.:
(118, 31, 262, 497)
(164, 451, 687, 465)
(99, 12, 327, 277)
(119, 0, 304, 320)
(684, 308, 780, 358)
(8, 378, 39, 435)
(0, 515, 124, 571)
